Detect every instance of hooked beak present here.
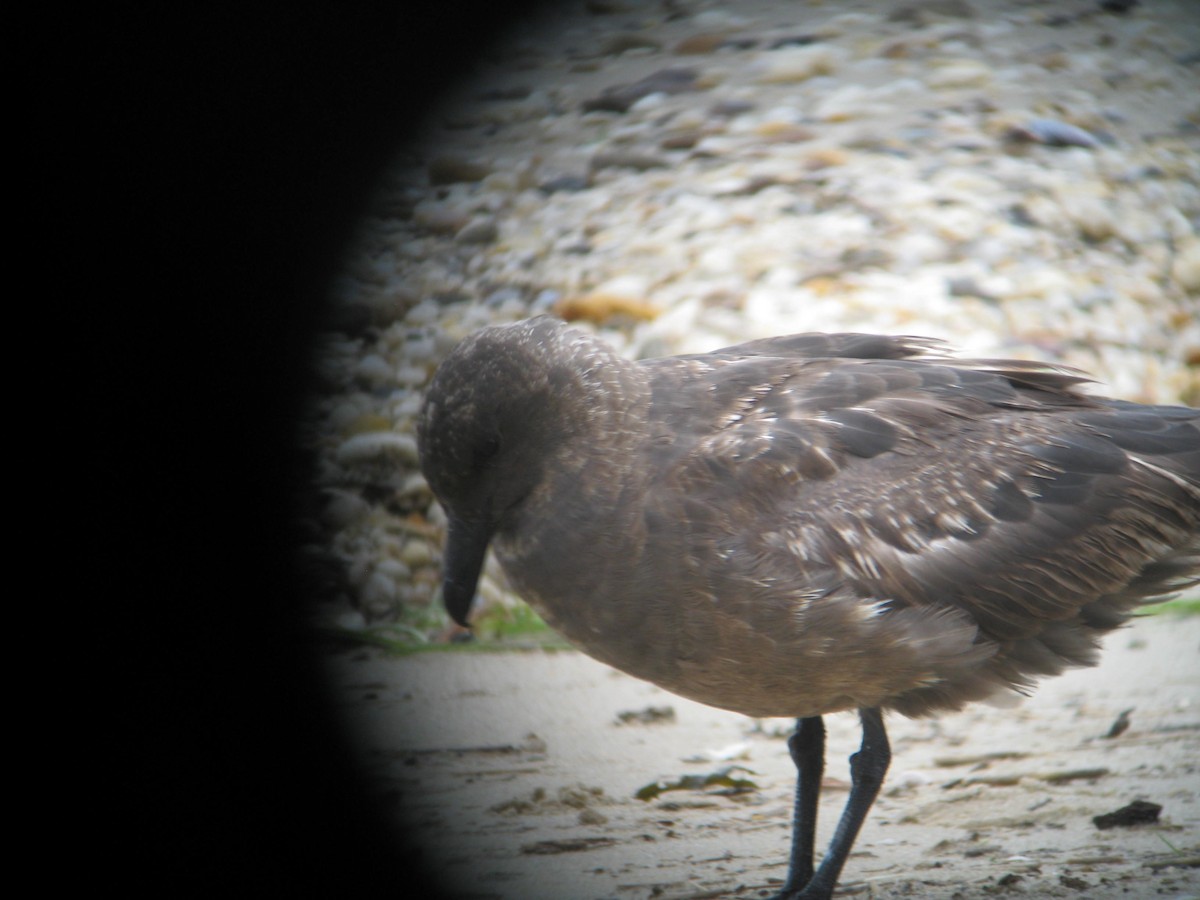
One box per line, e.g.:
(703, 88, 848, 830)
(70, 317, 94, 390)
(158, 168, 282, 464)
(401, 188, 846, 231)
(441, 515, 494, 627)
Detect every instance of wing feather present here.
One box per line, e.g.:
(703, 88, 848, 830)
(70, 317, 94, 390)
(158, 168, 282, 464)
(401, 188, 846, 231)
(647, 349, 1198, 712)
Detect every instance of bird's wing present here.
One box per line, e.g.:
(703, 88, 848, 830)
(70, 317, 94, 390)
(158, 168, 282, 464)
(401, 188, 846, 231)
(648, 352, 1199, 649)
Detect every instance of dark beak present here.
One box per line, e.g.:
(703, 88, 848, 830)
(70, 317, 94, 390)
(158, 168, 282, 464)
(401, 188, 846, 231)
(441, 515, 494, 627)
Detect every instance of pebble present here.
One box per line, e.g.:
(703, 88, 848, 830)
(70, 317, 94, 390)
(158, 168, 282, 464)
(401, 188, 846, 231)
(674, 32, 740, 55)
(580, 67, 700, 113)
(925, 58, 993, 89)
(1173, 237, 1200, 294)
(709, 98, 755, 118)
(412, 202, 471, 235)
(360, 568, 400, 617)
(814, 84, 894, 122)
(1011, 118, 1103, 148)
(426, 155, 493, 185)
(539, 174, 591, 194)
(455, 217, 499, 244)
(398, 539, 434, 569)
(888, 1, 976, 25)
(335, 432, 419, 468)
(352, 354, 394, 389)
(305, 0, 1200, 626)
(748, 44, 845, 83)
(321, 489, 371, 531)
(554, 292, 660, 324)
(589, 150, 669, 172)
(600, 33, 662, 55)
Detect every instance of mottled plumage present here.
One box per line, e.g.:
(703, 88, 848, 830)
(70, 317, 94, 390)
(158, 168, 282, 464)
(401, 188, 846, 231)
(417, 316, 1199, 900)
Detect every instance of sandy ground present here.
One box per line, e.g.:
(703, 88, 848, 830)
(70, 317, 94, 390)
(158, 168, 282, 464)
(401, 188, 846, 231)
(326, 612, 1199, 899)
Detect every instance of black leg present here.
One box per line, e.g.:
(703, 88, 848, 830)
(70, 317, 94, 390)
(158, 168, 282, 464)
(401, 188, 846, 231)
(775, 715, 825, 895)
(792, 707, 890, 900)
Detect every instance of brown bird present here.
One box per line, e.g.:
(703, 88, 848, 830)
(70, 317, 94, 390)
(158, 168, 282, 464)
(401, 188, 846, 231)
(417, 316, 1200, 900)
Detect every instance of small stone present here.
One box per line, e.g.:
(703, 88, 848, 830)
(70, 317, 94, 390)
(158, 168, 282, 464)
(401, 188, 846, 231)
(480, 171, 519, 194)
(343, 413, 393, 436)
(427, 155, 493, 185)
(947, 276, 996, 301)
(321, 489, 371, 530)
(360, 568, 399, 616)
(399, 539, 435, 569)
(1077, 212, 1117, 244)
(375, 557, 413, 582)
(710, 99, 755, 117)
(336, 432, 420, 467)
(716, 36, 759, 52)
(578, 808, 608, 825)
(888, 0, 975, 25)
(616, 705, 676, 725)
(581, 67, 700, 113)
(412, 202, 471, 235)
(880, 39, 913, 59)
(674, 32, 737, 55)
(554, 292, 660, 324)
(394, 364, 429, 386)
(802, 147, 850, 169)
(815, 252, 870, 280)
(768, 34, 821, 50)
(590, 150, 669, 172)
(752, 121, 817, 142)
(1171, 237, 1200, 294)
(1009, 118, 1102, 148)
(1058, 191, 1116, 242)
(813, 85, 886, 122)
(601, 32, 662, 55)
(558, 785, 605, 808)
(749, 45, 844, 83)
(926, 59, 993, 90)
(660, 128, 705, 150)
(353, 354, 394, 388)
(1035, 50, 1071, 72)
(539, 174, 592, 194)
(456, 218, 499, 245)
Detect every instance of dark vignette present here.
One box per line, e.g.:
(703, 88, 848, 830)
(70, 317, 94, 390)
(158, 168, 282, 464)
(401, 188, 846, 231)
(104, 3, 545, 896)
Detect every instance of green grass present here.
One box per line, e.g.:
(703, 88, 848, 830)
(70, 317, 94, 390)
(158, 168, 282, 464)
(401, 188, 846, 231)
(319, 598, 569, 656)
(1147, 593, 1200, 616)
(470, 600, 560, 643)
